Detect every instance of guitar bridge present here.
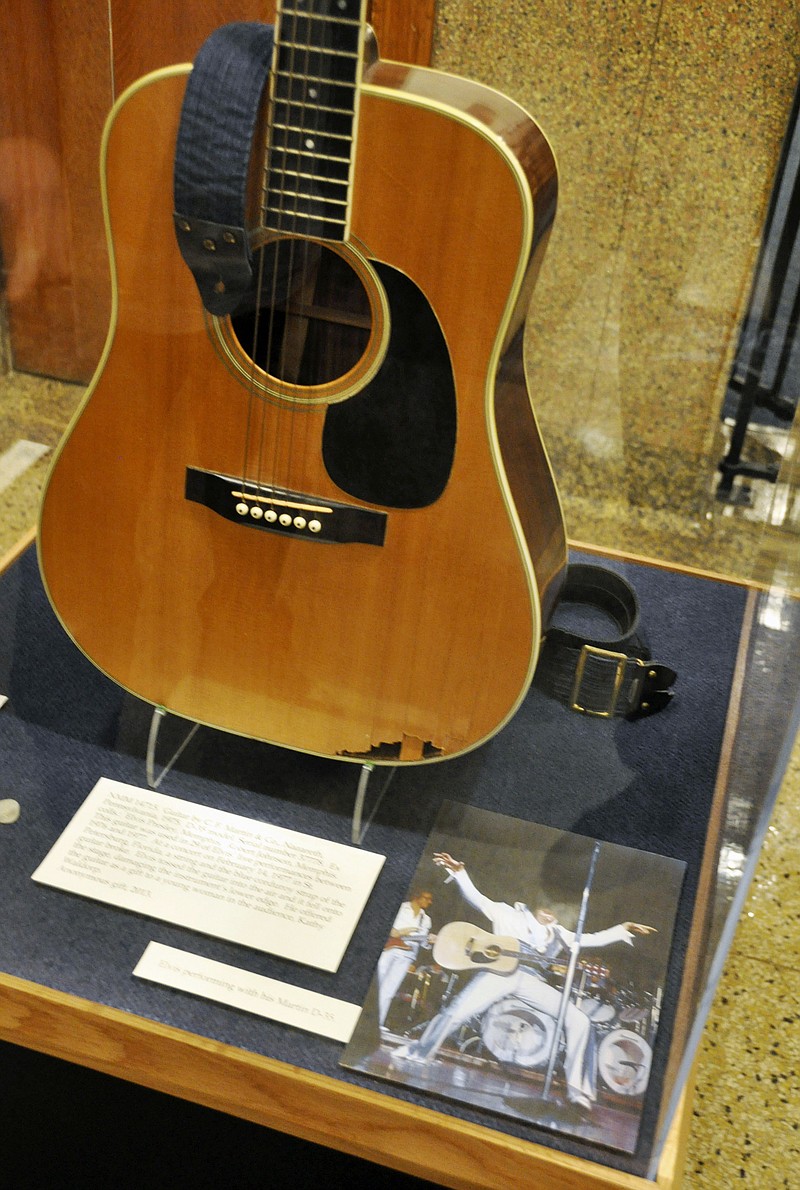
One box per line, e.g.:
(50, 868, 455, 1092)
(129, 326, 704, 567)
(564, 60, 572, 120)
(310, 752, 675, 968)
(185, 467, 387, 546)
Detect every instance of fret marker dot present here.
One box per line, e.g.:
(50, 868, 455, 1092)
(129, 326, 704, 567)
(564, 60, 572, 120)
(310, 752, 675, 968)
(309, 87, 318, 99)
(305, 138, 315, 149)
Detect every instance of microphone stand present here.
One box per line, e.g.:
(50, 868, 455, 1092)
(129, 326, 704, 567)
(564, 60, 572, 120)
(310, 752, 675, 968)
(542, 840, 601, 1103)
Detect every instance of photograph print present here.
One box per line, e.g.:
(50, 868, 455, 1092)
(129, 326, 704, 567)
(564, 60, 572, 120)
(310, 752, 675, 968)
(341, 802, 686, 1154)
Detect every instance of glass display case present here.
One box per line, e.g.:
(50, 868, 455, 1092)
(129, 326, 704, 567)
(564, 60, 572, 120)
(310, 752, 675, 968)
(0, 2, 797, 1186)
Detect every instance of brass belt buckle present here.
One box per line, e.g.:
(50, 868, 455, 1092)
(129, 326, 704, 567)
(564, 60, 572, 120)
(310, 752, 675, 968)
(570, 645, 642, 717)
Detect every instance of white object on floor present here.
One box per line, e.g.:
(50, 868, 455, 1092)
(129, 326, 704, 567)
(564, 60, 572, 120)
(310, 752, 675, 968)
(0, 439, 50, 494)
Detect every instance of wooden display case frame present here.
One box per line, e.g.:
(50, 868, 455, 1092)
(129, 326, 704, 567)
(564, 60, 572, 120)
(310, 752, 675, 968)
(0, 529, 696, 1188)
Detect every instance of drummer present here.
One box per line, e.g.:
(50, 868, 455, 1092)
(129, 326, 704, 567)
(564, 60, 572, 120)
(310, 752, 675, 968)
(394, 853, 655, 1116)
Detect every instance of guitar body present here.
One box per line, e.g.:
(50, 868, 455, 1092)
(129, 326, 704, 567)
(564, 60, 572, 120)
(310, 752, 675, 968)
(37, 53, 566, 765)
(433, 922, 521, 974)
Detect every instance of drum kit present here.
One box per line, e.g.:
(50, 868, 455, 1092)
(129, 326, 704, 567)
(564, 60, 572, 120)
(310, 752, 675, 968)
(391, 956, 659, 1099)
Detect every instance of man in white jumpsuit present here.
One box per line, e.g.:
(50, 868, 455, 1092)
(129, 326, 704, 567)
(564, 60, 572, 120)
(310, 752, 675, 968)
(396, 854, 655, 1113)
(377, 889, 435, 1029)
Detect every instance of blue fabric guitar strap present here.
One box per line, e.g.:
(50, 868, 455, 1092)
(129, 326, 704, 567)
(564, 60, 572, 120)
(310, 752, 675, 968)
(172, 22, 275, 315)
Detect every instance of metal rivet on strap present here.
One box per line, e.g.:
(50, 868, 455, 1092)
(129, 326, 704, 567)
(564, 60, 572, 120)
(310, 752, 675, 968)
(203, 238, 217, 251)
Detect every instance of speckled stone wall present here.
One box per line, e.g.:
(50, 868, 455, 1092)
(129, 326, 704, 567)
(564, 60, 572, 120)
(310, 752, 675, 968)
(432, 0, 800, 575)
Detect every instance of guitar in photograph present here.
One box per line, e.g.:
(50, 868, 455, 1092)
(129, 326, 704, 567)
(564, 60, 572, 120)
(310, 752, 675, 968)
(433, 921, 548, 975)
(37, 0, 566, 764)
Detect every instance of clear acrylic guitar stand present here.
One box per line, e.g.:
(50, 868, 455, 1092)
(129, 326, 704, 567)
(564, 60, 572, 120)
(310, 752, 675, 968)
(145, 706, 396, 844)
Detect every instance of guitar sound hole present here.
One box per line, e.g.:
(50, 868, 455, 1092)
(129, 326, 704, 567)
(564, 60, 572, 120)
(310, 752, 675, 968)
(229, 239, 372, 386)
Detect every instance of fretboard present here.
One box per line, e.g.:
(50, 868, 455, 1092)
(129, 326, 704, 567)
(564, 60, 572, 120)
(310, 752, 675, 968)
(264, 0, 367, 240)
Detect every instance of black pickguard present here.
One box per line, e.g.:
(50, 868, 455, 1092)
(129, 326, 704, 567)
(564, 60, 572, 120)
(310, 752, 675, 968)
(322, 262, 456, 509)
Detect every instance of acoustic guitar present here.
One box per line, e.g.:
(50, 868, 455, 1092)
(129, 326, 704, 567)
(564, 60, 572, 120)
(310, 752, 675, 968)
(433, 921, 545, 975)
(37, 0, 566, 765)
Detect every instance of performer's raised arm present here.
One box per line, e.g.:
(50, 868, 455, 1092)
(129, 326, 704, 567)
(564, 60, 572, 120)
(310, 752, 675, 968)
(432, 852, 501, 921)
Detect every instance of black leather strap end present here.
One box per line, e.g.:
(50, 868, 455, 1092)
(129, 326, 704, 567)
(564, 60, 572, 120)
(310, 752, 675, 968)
(173, 214, 252, 315)
(626, 662, 678, 719)
(172, 21, 275, 316)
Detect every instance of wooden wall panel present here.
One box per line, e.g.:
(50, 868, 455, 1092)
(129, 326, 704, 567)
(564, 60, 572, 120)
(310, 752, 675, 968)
(108, 0, 275, 95)
(0, 1, 436, 382)
(369, 0, 435, 66)
(0, 0, 112, 379)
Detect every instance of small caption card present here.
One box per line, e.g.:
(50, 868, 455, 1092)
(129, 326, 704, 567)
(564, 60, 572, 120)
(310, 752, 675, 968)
(134, 942, 361, 1042)
(33, 777, 385, 972)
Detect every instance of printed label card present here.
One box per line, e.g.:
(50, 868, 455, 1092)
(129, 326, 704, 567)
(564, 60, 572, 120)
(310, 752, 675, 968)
(34, 777, 384, 972)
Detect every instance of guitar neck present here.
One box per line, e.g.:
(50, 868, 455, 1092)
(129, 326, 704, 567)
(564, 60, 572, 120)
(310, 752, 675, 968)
(265, 0, 368, 240)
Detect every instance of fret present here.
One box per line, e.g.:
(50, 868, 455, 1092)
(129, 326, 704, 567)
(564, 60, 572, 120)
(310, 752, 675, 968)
(275, 97, 353, 118)
(281, 0, 362, 20)
(272, 122, 353, 143)
(272, 100, 354, 137)
(270, 126, 353, 162)
(280, 41, 359, 60)
(263, 167, 349, 200)
(266, 0, 366, 241)
(274, 75, 355, 112)
(279, 14, 360, 53)
(266, 206, 347, 230)
(268, 147, 351, 184)
(265, 209, 348, 239)
(263, 185, 350, 233)
(280, 9, 360, 26)
(266, 185, 348, 209)
(275, 73, 355, 91)
(273, 166, 350, 189)
(276, 45, 359, 84)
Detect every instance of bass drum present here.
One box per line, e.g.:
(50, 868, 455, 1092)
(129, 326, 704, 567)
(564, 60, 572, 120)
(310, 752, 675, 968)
(481, 998, 556, 1068)
(598, 1028, 653, 1096)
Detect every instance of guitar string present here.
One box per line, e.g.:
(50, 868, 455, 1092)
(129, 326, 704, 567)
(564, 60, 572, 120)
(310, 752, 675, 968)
(239, 4, 336, 525)
(304, 0, 339, 498)
(239, 8, 283, 506)
(271, 0, 321, 500)
(287, 0, 348, 500)
(268, 1, 413, 757)
(343, 0, 400, 760)
(268, 3, 298, 500)
(260, 0, 302, 503)
(348, 0, 402, 761)
(238, 236, 268, 501)
(297, 0, 346, 498)
(237, 27, 278, 508)
(262, 1, 357, 505)
(280, 0, 318, 499)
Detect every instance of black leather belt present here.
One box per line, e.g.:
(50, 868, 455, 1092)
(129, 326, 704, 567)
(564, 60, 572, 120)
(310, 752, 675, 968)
(534, 563, 677, 719)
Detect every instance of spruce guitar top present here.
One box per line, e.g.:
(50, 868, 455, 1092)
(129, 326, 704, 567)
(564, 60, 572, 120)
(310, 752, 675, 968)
(37, 1, 566, 765)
